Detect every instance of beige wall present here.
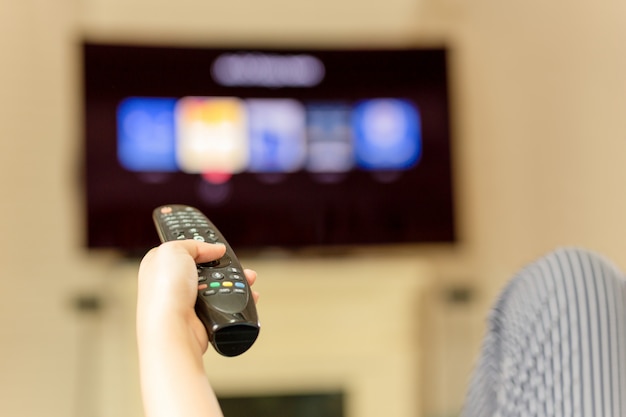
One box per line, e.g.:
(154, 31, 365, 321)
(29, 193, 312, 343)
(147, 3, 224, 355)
(2, 0, 626, 416)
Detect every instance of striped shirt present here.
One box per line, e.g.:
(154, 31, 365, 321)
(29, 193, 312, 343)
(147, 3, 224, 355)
(462, 248, 626, 417)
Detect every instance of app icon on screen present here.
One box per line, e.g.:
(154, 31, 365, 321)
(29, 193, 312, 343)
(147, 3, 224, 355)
(175, 97, 248, 174)
(117, 97, 178, 172)
(353, 99, 421, 170)
(246, 99, 307, 173)
(305, 103, 354, 173)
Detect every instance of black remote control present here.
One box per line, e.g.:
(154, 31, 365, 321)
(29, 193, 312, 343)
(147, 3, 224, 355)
(152, 204, 260, 357)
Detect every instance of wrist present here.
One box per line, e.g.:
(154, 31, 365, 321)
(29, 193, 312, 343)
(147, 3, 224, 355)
(138, 310, 199, 347)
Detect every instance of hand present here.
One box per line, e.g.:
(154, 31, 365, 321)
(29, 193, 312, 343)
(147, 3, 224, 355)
(137, 240, 259, 354)
(136, 240, 258, 417)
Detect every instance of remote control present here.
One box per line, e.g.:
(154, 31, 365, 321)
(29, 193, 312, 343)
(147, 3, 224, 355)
(152, 204, 260, 357)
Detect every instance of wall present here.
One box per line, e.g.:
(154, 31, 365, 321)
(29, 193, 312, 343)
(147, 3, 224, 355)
(0, 1, 82, 416)
(2, 0, 626, 416)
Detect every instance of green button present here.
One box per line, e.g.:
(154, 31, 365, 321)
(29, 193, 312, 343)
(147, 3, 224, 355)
(209, 282, 221, 288)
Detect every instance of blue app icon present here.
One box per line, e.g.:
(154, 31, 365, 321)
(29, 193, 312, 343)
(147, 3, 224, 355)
(117, 97, 178, 172)
(246, 99, 307, 173)
(353, 99, 421, 170)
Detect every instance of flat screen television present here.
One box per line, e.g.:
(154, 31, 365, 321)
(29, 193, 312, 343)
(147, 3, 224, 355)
(82, 42, 456, 254)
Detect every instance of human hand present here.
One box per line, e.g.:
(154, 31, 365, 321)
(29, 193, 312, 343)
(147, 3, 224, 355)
(137, 240, 259, 354)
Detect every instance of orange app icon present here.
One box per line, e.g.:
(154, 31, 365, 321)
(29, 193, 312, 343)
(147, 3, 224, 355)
(175, 97, 249, 174)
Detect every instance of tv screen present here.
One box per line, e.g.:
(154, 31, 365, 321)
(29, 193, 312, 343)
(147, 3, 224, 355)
(82, 42, 455, 253)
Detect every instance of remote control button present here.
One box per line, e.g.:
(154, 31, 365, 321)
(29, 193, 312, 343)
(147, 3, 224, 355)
(222, 281, 233, 287)
(230, 274, 242, 281)
(194, 235, 205, 242)
(209, 282, 221, 288)
(217, 255, 231, 267)
(198, 255, 231, 268)
(160, 207, 173, 214)
(211, 272, 225, 280)
(198, 283, 208, 291)
(234, 289, 246, 294)
(198, 274, 207, 282)
(235, 282, 245, 288)
(203, 289, 217, 296)
(219, 288, 232, 294)
(199, 259, 220, 268)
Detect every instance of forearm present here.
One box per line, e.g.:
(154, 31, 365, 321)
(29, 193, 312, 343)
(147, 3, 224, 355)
(138, 316, 224, 417)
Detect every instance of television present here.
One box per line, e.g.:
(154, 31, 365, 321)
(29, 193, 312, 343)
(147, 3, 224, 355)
(82, 42, 456, 253)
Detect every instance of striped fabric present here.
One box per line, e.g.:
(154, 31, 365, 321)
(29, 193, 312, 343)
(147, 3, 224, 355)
(461, 248, 626, 417)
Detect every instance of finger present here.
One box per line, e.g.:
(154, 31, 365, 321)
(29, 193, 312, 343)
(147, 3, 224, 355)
(243, 269, 259, 304)
(139, 246, 158, 267)
(194, 242, 227, 263)
(159, 240, 226, 263)
(243, 268, 257, 286)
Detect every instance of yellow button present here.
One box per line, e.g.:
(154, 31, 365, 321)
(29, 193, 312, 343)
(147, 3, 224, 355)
(222, 281, 233, 287)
